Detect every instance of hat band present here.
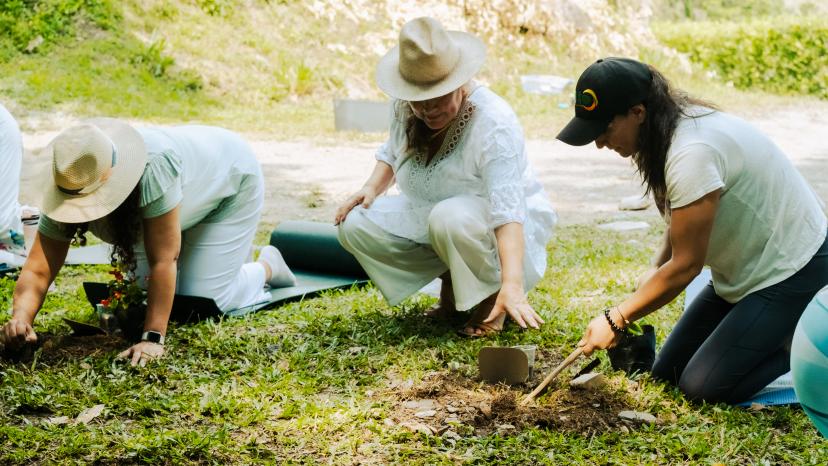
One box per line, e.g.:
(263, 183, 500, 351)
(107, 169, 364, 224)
(57, 146, 118, 196)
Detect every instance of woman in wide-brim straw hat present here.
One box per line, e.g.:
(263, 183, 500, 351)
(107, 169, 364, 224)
(1, 121, 297, 365)
(335, 17, 557, 336)
(562, 57, 827, 404)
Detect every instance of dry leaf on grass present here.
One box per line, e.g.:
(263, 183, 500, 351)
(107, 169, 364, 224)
(75, 404, 105, 425)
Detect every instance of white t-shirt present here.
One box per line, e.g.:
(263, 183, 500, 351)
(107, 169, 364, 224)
(665, 108, 827, 303)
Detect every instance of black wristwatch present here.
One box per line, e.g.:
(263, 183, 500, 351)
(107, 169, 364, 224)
(140, 330, 165, 345)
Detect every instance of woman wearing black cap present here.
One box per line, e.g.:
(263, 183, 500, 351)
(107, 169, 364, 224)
(558, 57, 828, 404)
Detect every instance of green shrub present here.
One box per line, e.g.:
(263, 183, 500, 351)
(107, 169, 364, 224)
(131, 39, 175, 78)
(0, 0, 117, 54)
(653, 0, 785, 21)
(655, 17, 828, 98)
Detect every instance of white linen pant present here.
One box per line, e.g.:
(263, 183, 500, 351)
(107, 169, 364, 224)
(0, 104, 24, 255)
(135, 173, 269, 312)
(339, 195, 520, 311)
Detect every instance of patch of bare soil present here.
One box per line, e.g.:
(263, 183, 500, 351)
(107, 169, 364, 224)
(0, 332, 124, 365)
(386, 352, 645, 437)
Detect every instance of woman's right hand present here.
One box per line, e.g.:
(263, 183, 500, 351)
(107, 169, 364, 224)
(334, 186, 378, 225)
(1, 317, 38, 349)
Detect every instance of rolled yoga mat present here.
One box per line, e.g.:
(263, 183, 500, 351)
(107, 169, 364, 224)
(83, 220, 369, 322)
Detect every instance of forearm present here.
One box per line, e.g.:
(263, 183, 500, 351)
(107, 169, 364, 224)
(619, 258, 701, 323)
(11, 235, 67, 323)
(494, 222, 525, 287)
(11, 269, 52, 323)
(363, 161, 394, 194)
(143, 261, 177, 335)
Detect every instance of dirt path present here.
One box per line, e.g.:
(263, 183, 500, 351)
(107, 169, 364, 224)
(18, 103, 828, 227)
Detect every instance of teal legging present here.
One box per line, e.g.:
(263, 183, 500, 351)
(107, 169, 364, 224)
(791, 286, 828, 438)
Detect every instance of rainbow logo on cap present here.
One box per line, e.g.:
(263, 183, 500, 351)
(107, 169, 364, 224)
(576, 89, 598, 111)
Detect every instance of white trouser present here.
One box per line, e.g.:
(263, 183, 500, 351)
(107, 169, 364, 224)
(0, 104, 24, 255)
(338, 195, 525, 311)
(135, 174, 269, 311)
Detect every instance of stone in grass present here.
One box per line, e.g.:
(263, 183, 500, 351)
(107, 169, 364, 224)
(402, 399, 436, 411)
(598, 221, 650, 233)
(401, 421, 435, 436)
(619, 194, 651, 211)
(414, 410, 437, 418)
(618, 410, 657, 424)
(478, 402, 492, 417)
(569, 372, 606, 390)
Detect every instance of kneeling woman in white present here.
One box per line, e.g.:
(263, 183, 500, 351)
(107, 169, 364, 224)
(1, 120, 295, 365)
(335, 17, 556, 336)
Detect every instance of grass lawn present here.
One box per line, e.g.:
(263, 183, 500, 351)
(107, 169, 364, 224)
(1, 224, 824, 464)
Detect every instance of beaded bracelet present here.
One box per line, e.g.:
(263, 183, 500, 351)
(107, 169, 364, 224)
(603, 308, 628, 335)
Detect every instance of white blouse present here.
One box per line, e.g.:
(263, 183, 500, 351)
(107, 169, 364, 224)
(363, 86, 557, 284)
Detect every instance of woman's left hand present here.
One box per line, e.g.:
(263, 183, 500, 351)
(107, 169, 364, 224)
(578, 314, 623, 356)
(118, 341, 165, 367)
(483, 283, 544, 329)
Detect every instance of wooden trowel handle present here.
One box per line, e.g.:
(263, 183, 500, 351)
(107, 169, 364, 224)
(521, 347, 583, 406)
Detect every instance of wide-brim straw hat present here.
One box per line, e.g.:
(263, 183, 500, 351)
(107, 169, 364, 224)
(376, 17, 486, 102)
(41, 118, 147, 223)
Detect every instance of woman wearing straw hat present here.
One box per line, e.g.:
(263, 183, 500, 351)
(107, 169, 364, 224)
(559, 57, 827, 403)
(335, 17, 556, 336)
(0, 120, 296, 365)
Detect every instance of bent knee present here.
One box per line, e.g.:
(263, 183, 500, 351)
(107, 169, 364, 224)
(428, 197, 487, 239)
(338, 209, 367, 241)
(678, 366, 730, 403)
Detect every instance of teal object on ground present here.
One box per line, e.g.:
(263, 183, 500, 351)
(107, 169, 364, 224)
(791, 286, 828, 437)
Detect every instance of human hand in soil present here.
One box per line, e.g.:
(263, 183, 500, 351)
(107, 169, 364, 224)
(0, 317, 38, 349)
(334, 186, 378, 225)
(118, 341, 165, 367)
(483, 283, 544, 329)
(578, 315, 622, 356)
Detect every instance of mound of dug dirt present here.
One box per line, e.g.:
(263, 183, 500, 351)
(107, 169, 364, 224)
(386, 354, 656, 437)
(0, 333, 124, 365)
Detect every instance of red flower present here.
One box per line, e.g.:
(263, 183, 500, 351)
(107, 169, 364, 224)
(101, 298, 111, 307)
(114, 291, 123, 299)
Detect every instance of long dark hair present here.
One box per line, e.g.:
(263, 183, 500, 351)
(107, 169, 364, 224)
(633, 66, 717, 205)
(106, 186, 142, 272)
(405, 111, 432, 156)
(71, 185, 142, 273)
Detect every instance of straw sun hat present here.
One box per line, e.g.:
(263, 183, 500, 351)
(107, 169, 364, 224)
(41, 118, 147, 223)
(376, 17, 486, 102)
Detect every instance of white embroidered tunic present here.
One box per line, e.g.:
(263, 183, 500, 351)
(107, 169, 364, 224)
(363, 86, 557, 284)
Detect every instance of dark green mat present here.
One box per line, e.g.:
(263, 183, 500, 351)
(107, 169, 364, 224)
(83, 220, 368, 322)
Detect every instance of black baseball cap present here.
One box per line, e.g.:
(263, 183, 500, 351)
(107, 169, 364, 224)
(556, 57, 653, 146)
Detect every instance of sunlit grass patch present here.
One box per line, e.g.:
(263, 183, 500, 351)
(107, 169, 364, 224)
(1, 225, 824, 464)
